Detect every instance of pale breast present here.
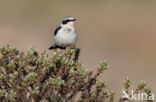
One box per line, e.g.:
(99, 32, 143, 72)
(54, 28, 77, 47)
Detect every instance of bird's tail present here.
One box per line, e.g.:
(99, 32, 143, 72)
(49, 45, 66, 50)
(49, 46, 55, 50)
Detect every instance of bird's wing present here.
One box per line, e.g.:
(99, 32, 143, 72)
(54, 26, 61, 35)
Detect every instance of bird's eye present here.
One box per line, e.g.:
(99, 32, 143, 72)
(62, 20, 70, 24)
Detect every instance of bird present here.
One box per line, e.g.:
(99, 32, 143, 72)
(49, 17, 78, 50)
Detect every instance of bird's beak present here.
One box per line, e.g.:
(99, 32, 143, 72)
(73, 19, 77, 21)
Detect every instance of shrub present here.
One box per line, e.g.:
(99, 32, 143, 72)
(0, 45, 153, 102)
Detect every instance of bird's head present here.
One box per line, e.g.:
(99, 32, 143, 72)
(61, 17, 76, 29)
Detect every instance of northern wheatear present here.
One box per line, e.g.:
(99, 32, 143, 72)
(49, 17, 78, 49)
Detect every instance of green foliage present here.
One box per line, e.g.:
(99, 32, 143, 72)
(0, 45, 154, 102)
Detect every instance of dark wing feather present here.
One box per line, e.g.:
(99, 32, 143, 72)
(54, 26, 61, 35)
(49, 45, 66, 50)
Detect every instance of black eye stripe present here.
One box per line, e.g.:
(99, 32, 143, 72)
(62, 20, 70, 24)
(62, 19, 75, 24)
